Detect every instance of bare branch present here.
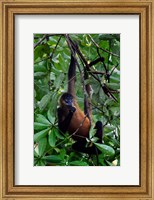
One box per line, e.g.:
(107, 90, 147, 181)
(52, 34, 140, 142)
(34, 34, 47, 49)
(88, 34, 120, 58)
(49, 35, 62, 62)
(109, 63, 119, 76)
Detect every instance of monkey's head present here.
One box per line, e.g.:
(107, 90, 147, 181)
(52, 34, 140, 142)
(60, 93, 76, 112)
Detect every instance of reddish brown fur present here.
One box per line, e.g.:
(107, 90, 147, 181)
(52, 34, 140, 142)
(60, 98, 91, 141)
(68, 104, 90, 140)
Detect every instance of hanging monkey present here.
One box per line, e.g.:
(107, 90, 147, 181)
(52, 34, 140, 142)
(57, 53, 91, 142)
(57, 41, 104, 160)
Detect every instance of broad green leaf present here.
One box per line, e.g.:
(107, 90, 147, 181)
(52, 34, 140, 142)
(34, 158, 38, 165)
(50, 72, 56, 80)
(55, 73, 64, 89)
(34, 43, 50, 61)
(109, 107, 120, 116)
(94, 143, 115, 157)
(48, 129, 57, 147)
(38, 137, 47, 156)
(34, 122, 49, 131)
(38, 92, 52, 112)
(52, 54, 60, 63)
(110, 138, 120, 147)
(55, 130, 64, 139)
(104, 125, 116, 133)
(34, 149, 39, 157)
(91, 137, 100, 143)
(47, 108, 55, 124)
(89, 128, 95, 139)
(35, 114, 51, 125)
(105, 160, 113, 166)
(34, 128, 50, 142)
(34, 72, 47, 78)
(42, 155, 62, 163)
(49, 92, 59, 115)
(36, 160, 46, 166)
(69, 161, 89, 166)
(106, 83, 120, 90)
(110, 75, 120, 83)
(34, 64, 47, 73)
(105, 131, 114, 137)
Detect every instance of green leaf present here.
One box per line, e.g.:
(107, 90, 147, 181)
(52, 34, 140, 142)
(49, 92, 59, 115)
(34, 72, 47, 78)
(52, 54, 60, 63)
(55, 130, 64, 139)
(106, 83, 120, 90)
(104, 125, 116, 133)
(109, 107, 120, 116)
(94, 143, 115, 157)
(69, 161, 89, 166)
(42, 155, 62, 163)
(34, 149, 39, 157)
(38, 137, 47, 156)
(34, 64, 47, 73)
(50, 72, 56, 80)
(110, 138, 120, 147)
(48, 129, 57, 147)
(34, 43, 50, 60)
(89, 128, 95, 139)
(34, 122, 49, 131)
(36, 160, 46, 166)
(47, 108, 55, 124)
(105, 160, 113, 166)
(35, 114, 51, 125)
(91, 137, 100, 143)
(38, 92, 52, 112)
(110, 75, 120, 83)
(54, 73, 64, 89)
(34, 128, 50, 142)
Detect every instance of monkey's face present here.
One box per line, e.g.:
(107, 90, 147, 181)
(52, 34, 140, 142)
(64, 96, 73, 106)
(61, 93, 74, 107)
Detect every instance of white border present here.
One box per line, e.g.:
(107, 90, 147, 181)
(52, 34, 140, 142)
(15, 15, 139, 185)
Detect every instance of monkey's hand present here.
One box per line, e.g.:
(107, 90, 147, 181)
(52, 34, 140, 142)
(67, 105, 76, 113)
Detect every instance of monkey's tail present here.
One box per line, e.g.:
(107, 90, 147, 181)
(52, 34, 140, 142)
(68, 54, 76, 96)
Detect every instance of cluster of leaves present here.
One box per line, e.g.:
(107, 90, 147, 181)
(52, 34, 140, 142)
(34, 34, 120, 166)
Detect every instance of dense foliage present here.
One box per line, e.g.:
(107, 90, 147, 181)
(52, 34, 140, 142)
(34, 34, 120, 166)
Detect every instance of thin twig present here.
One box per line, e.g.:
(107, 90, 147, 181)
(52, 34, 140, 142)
(71, 114, 88, 136)
(87, 70, 105, 75)
(109, 63, 119, 76)
(88, 34, 120, 58)
(50, 35, 62, 62)
(34, 34, 47, 49)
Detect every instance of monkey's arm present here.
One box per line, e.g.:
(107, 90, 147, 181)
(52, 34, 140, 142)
(57, 107, 76, 133)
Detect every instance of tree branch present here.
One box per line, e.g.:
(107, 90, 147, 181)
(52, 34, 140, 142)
(67, 37, 118, 102)
(34, 34, 47, 49)
(88, 34, 120, 58)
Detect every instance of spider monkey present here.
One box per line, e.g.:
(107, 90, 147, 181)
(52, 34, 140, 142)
(57, 53, 91, 142)
(57, 48, 103, 160)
